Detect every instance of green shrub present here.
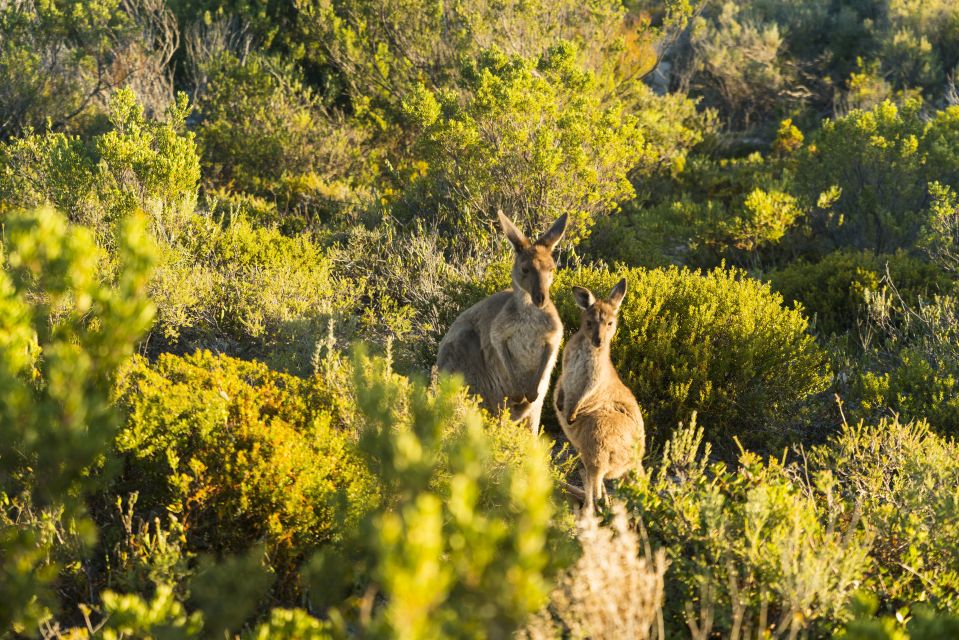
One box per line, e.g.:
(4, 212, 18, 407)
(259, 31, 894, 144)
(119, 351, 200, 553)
(303, 352, 571, 638)
(195, 52, 371, 229)
(0, 207, 156, 631)
(0, 88, 200, 245)
(810, 418, 959, 612)
(150, 214, 360, 374)
(586, 152, 795, 269)
(850, 284, 959, 436)
(401, 43, 647, 250)
(768, 249, 950, 336)
(113, 350, 376, 591)
(621, 422, 872, 637)
(554, 265, 830, 454)
(793, 100, 929, 255)
(0, 0, 140, 137)
(839, 592, 959, 640)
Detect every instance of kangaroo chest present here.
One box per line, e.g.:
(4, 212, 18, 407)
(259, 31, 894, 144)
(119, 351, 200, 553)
(563, 346, 603, 398)
(492, 305, 557, 379)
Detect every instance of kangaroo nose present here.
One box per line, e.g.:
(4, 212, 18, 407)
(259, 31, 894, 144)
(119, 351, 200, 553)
(593, 337, 601, 347)
(533, 292, 545, 306)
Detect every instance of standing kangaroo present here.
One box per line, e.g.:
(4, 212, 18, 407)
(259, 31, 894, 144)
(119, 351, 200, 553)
(436, 210, 567, 435)
(554, 279, 645, 512)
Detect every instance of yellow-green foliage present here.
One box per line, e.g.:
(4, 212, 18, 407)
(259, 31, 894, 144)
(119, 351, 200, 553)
(840, 592, 959, 640)
(811, 418, 959, 610)
(0, 88, 200, 245)
(196, 52, 371, 228)
(302, 352, 568, 639)
(587, 152, 793, 268)
(555, 265, 830, 453)
(150, 214, 359, 373)
(0, 207, 156, 631)
(795, 101, 932, 255)
(402, 43, 647, 249)
(769, 249, 950, 335)
(621, 422, 872, 637)
(113, 351, 376, 587)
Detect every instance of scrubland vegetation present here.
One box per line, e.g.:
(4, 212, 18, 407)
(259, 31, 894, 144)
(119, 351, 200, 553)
(4, 0, 959, 637)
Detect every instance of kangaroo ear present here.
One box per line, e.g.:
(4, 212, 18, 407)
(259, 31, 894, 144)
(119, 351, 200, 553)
(498, 209, 530, 251)
(608, 278, 627, 311)
(535, 213, 568, 251)
(572, 286, 596, 310)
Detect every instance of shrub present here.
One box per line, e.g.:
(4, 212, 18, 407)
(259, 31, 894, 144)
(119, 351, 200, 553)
(302, 352, 571, 638)
(296, 0, 634, 129)
(112, 350, 377, 591)
(839, 592, 959, 640)
(0, 0, 176, 138)
(793, 100, 929, 256)
(585, 152, 794, 269)
(401, 44, 647, 250)
(768, 249, 950, 336)
(0, 207, 156, 631)
(0, 88, 200, 245)
(554, 265, 830, 454)
(149, 214, 360, 374)
(810, 418, 959, 612)
(621, 422, 872, 638)
(523, 509, 666, 640)
(851, 284, 959, 436)
(195, 52, 372, 229)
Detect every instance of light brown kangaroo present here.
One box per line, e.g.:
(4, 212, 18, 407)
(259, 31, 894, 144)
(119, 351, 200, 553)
(554, 279, 645, 512)
(436, 210, 567, 435)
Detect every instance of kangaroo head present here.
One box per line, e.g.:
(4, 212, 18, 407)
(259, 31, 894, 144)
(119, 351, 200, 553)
(572, 278, 627, 348)
(498, 210, 568, 308)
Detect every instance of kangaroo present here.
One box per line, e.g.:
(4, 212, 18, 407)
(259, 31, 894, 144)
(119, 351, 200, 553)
(554, 279, 645, 512)
(436, 210, 567, 435)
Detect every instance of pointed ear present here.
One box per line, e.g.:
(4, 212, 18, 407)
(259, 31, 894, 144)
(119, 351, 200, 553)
(572, 286, 596, 310)
(608, 278, 627, 311)
(498, 209, 530, 251)
(535, 213, 568, 252)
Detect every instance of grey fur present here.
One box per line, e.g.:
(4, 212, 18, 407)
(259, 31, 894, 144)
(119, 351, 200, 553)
(436, 211, 567, 434)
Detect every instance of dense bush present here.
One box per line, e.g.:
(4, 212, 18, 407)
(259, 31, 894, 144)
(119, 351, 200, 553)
(301, 353, 570, 638)
(769, 249, 950, 336)
(112, 350, 375, 589)
(150, 213, 360, 373)
(295, 0, 642, 129)
(0, 0, 178, 138)
(195, 51, 371, 229)
(849, 286, 959, 437)
(0, 207, 155, 631)
(554, 265, 830, 454)
(585, 151, 797, 269)
(621, 422, 871, 637)
(810, 418, 959, 611)
(0, 88, 200, 244)
(401, 43, 648, 249)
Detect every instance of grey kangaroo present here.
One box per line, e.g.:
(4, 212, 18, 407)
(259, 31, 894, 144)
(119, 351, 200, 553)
(554, 279, 645, 512)
(436, 210, 567, 435)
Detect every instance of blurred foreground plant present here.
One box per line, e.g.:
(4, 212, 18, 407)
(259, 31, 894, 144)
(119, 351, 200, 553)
(0, 206, 155, 631)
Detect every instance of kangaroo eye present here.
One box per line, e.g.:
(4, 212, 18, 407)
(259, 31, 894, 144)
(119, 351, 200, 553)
(607, 321, 613, 327)
(521, 266, 530, 274)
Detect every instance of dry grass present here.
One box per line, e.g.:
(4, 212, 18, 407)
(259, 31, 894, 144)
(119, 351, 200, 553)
(522, 505, 667, 640)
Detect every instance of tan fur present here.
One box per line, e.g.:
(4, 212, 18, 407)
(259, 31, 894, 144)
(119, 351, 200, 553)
(554, 279, 645, 512)
(437, 211, 567, 434)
